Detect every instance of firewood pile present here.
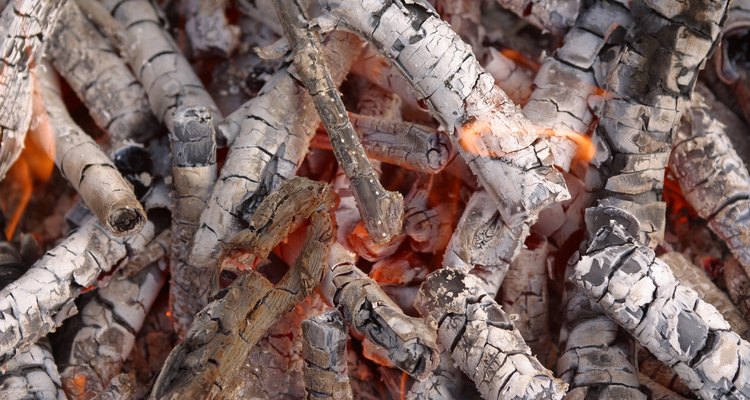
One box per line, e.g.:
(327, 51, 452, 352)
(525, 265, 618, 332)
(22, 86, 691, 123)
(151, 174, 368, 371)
(2, 0, 750, 398)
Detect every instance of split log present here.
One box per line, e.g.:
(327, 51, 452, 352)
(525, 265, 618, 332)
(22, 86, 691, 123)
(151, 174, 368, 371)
(302, 310, 353, 400)
(416, 268, 567, 399)
(322, 243, 439, 380)
(34, 63, 146, 236)
(498, 235, 552, 365)
(182, 32, 361, 330)
(320, 0, 570, 229)
(0, 237, 66, 400)
(660, 252, 749, 337)
(168, 106, 217, 337)
(184, 0, 239, 57)
(724, 258, 750, 323)
(151, 177, 335, 399)
(572, 222, 750, 399)
(0, 215, 156, 364)
(0, 0, 64, 180)
(98, 0, 221, 132)
(670, 87, 750, 276)
(57, 260, 166, 398)
(275, 0, 404, 243)
(442, 190, 524, 297)
(48, 1, 159, 147)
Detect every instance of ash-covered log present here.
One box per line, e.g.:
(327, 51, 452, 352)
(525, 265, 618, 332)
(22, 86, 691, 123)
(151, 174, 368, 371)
(493, 0, 579, 36)
(183, 0, 239, 57)
(416, 268, 567, 400)
(406, 351, 480, 400)
(301, 310, 353, 400)
(572, 223, 750, 399)
(711, 0, 750, 124)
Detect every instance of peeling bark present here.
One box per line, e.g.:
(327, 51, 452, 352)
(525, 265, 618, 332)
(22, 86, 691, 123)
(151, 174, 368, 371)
(0, 0, 64, 180)
(416, 268, 567, 400)
(320, 0, 570, 229)
(184, 0, 239, 57)
(99, 0, 221, 132)
(322, 243, 439, 380)
(572, 223, 750, 399)
(302, 310, 352, 400)
(48, 1, 159, 147)
(0, 215, 156, 364)
(34, 63, 146, 236)
(151, 177, 335, 399)
(168, 106, 217, 337)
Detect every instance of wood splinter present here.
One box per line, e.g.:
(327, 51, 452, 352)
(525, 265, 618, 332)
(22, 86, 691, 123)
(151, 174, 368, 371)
(151, 177, 335, 399)
(274, 0, 404, 244)
(302, 310, 353, 400)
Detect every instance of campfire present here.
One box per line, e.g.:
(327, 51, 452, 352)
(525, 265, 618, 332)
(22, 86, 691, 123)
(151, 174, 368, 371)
(1, 0, 750, 398)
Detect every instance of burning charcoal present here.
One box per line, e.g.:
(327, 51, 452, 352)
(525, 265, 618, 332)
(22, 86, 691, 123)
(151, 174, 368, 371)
(48, 1, 160, 148)
(416, 268, 567, 399)
(184, 0, 239, 57)
(639, 375, 689, 400)
(522, 0, 632, 172)
(0, 234, 66, 400)
(499, 234, 553, 365)
(493, 0, 579, 36)
(670, 87, 750, 276)
(0, 214, 157, 364)
(57, 260, 167, 399)
(406, 351, 481, 400)
(0, 0, 64, 180)
(182, 32, 361, 330)
(151, 177, 335, 399)
(319, 0, 570, 229)
(301, 310, 353, 400)
(275, 0, 404, 244)
(322, 243, 439, 380)
(97, 0, 221, 132)
(724, 258, 750, 323)
(34, 63, 146, 236)
(168, 106, 217, 337)
(572, 223, 750, 399)
(661, 252, 749, 337)
(712, 0, 750, 124)
(443, 190, 524, 297)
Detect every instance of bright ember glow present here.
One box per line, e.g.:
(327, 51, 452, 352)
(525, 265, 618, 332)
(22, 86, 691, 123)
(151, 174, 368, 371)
(538, 127, 596, 163)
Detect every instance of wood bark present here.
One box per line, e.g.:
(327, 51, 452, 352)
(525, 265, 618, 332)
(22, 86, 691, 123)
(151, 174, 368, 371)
(572, 223, 750, 399)
(99, 0, 221, 132)
(58, 261, 166, 399)
(168, 106, 217, 337)
(416, 268, 567, 400)
(48, 1, 159, 147)
(34, 64, 146, 236)
(184, 0, 239, 57)
(0, 215, 156, 364)
(275, 0, 404, 244)
(322, 243, 439, 380)
(302, 310, 353, 400)
(320, 0, 570, 229)
(150, 177, 335, 399)
(0, 0, 64, 180)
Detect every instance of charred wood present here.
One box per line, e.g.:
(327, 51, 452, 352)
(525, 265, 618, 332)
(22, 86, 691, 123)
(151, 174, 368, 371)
(724, 258, 750, 324)
(301, 310, 352, 400)
(184, 0, 239, 58)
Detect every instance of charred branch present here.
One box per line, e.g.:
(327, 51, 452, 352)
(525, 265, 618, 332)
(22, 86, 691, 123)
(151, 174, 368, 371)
(406, 351, 480, 400)
(301, 310, 353, 400)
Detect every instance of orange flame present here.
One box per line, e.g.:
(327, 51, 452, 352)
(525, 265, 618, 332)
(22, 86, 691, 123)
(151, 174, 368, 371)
(538, 128, 596, 163)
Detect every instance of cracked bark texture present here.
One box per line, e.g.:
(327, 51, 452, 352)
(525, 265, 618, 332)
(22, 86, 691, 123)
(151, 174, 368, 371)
(0, 215, 156, 364)
(181, 33, 360, 328)
(91, 373, 135, 400)
(589, 0, 727, 247)
(416, 268, 567, 400)
(661, 251, 749, 337)
(572, 223, 750, 399)
(499, 235, 552, 365)
(57, 261, 166, 399)
(639, 375, 688, 400)
(493, 0, 579, 36)
(151, 177, 335, 399)
(301, 310, 352, 400)
(670, 87, 750, 275)
(168, 106, 217, 337)
(320, 0, 569, 229)
(724, 258, 750, 324)
(0, 0, 64, 181)
(99, 0, 221, 133)
(442, 190, 524, 298)
(402, 175, 454, 254)
(322, 243, 439, 380)
(0, 239, 66, 400)
(406, 351, 480, 400)
(119, 228, 170, 279)
(184, 0, 239, 57)
(48, 1, 159, 147)
(275, 0, 404, 244)
(484, 50, 534, 105)
(522, 0, 632, 172)
(34, 63, 146, 236)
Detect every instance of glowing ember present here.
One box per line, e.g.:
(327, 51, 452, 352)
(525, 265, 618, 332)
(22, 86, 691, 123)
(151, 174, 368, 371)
(538, 127, 596, 163)
(499, 48, 541, 72)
